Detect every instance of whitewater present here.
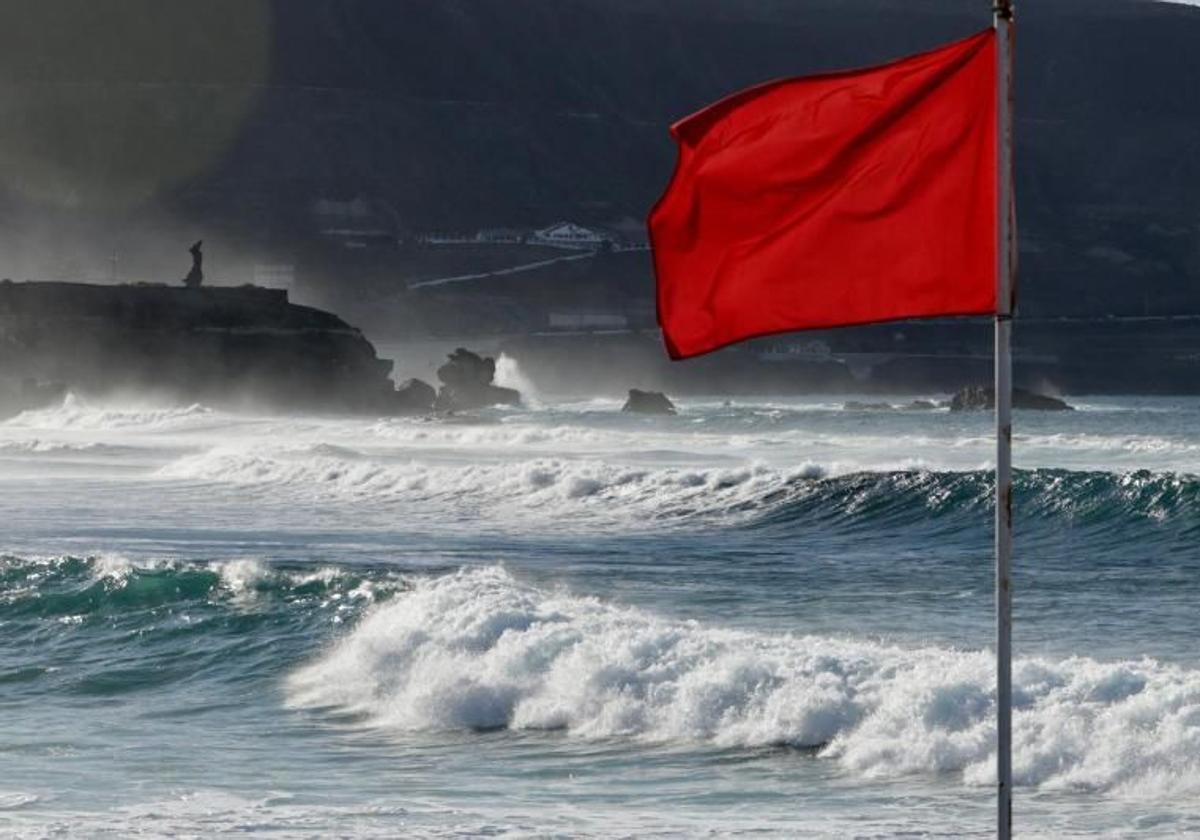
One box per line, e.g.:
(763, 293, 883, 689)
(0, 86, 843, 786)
(2, 389, 1199, 837)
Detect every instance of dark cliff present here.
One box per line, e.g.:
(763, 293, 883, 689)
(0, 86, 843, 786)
(0, 282, 399, 413)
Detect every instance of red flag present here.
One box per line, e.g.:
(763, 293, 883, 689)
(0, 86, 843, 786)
(649, 30, 998, 359)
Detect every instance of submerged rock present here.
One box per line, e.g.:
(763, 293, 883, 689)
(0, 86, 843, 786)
(433, 348, 521, 411)
(622, 389, 676, 415)
(950, 385, 1074, 412)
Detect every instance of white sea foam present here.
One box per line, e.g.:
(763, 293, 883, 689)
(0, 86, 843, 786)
(5, 392, 217, 431)
(158, 445, 826, 526)
(493, 353, 540, 406)
(288, 567, 1200, 797)
(90, 552, 155, 582)
(0, 439, 109, 454)
(366, 419, 615, 449)
(0, 792, 39, 810)
(213, 558, 270, 596)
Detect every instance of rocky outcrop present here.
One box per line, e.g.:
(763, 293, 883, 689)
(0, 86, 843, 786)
(0, 281, 401, 414)
(950, 385, 1074, 412)
(844, 401, 894, 411)
(392, 378, 437, 414)
(622, 389, 676, 415)
(432, 348, 521, 412)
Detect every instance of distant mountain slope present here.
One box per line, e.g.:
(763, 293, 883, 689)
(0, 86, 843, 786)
(0, 0, 1197, 317)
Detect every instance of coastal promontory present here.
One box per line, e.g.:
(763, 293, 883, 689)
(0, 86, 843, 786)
(0, 281, 405, 416)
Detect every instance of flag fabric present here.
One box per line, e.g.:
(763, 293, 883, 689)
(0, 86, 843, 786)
(649, 30, 998, 359)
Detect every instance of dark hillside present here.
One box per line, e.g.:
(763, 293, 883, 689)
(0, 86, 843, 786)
(0, 0, 1197, 320)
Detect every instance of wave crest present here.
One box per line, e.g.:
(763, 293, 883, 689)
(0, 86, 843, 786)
(287, 567, 1200, 795)
(4, 393, 216, 431)
(0, 554, 400, 618)
(158, 444, 1200, 535)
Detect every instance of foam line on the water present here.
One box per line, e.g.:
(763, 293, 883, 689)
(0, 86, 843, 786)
(4, 393, 218, 431)
(287, 566, 1200, 796)
(0, 439, 124, 455)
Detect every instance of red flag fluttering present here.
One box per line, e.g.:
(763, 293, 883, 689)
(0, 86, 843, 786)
(649, 30, 998, 359)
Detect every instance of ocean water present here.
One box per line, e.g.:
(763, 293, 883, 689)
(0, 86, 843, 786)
(2, 387, 1199, 837)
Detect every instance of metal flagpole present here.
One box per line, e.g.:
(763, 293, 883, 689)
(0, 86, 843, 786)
(993, 1, 1016, 838)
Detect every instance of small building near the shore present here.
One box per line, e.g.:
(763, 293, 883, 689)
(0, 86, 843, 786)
(531, 222, 611, 249)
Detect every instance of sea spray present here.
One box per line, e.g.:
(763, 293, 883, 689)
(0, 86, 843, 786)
(494, 353, 540, 407)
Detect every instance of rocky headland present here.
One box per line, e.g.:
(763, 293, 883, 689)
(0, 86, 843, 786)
(0, 280, 520, 418)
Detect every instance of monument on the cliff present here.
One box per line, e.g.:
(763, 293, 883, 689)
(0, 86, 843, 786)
(0, 276, 523, 418)
(183, 241, 204, 288)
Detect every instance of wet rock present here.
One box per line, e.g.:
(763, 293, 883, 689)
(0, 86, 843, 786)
(392, 378, 436, 413)
(622, 389, 676, 415)
(433, 348, 521, 411)
(903, 399, 940, 411)
(950, 385, 1074, 411)
(844, 401, 893, 411)
(437, 348, 495, 391)
(0, 281, 400, 414)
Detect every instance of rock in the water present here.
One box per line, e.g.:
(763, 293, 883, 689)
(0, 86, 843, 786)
(437, 348, 495, 391)
(903, 399, 940, 411)
(1015, 389, 1074, 411)
(433, 348, 521, 411)
(622, 389, 676, 415)
(392, 378, 436, 414)
(844, 400, 893, 411)
(949, 385, 990, 411)
(950, 385, 1073, 412)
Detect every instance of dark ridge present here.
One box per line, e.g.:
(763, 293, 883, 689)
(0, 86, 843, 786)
(0, 0, 1197, 330)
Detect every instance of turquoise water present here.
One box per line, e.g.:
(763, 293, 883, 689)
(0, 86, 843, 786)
(2, 391, 1199, 836)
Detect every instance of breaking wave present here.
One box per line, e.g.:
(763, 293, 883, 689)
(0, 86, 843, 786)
(287, 566, 1200, 796)
(156, 444, 1200, 536)
(0, 553, 403, 621)
(0, 439, 126, 455)
(157, 445, 828, 524)
(4, 393, 218, 431)
(0, 553, 411, 701)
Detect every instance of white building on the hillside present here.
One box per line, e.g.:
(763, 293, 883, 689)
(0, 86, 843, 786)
(531, 222, 610, 249)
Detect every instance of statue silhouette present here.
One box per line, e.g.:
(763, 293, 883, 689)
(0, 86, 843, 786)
(183, 240, 204, 287)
